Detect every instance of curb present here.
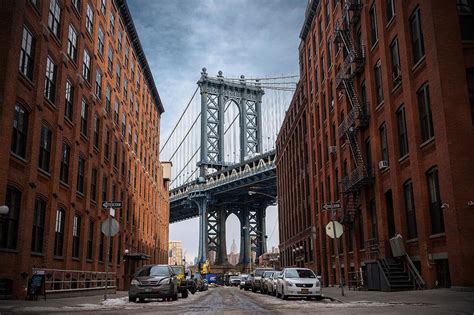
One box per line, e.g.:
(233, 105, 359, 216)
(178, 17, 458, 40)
(323, 295, 344, 303)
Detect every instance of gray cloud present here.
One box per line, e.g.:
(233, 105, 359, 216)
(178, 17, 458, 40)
(128, 0, 305, 262)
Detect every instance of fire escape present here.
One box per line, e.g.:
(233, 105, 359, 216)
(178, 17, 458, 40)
(334, 1, 372, 224)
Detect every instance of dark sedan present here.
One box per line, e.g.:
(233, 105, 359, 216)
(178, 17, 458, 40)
(129, 265, 178, 302)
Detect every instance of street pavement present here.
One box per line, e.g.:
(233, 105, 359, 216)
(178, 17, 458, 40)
(0, 285, 472, 314)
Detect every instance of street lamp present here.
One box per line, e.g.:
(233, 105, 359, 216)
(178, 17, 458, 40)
(0, 205, 9, 215)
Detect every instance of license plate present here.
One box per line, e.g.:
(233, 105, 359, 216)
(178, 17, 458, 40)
(300, 288, 309, 294)
(145, 288, 152, 292)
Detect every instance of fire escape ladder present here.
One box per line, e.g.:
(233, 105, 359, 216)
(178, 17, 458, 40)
(343, 190, 361, 224)
(344, 0, 363, 25)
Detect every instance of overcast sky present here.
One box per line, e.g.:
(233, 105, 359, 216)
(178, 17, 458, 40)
(128, 0, 306, 263)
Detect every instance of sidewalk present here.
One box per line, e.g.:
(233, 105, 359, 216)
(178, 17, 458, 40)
(0, 291, 128, 312)
(322, 286, 474, 313)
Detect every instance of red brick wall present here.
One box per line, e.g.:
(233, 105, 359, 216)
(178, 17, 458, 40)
(0, 0, 169, 298)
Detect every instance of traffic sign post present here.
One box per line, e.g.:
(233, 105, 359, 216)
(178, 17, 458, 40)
(322, 202, 345, 297)
(101, 202, 121, 300)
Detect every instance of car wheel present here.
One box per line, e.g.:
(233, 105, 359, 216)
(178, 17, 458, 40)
(128, 296, 135, 302)
(315, 295, 323, 301)
(182, 290, 189, 298)
(252, 287, 257, 293)
(172, 293, 178, 301)
(138, 298, 145, 303)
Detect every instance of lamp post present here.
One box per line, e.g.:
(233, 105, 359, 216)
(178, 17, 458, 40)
(0, 205, 9, 215)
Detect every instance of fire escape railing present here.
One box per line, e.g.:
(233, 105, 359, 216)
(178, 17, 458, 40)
(335, 1, 373, 224)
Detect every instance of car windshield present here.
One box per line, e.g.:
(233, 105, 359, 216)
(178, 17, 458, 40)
(241, 275, 248, 280)
(230, 276, 239, 280)
(255, 269, 271, 277)
(150, 266, 171, 276)
(285, 269, 316, 278)
(263, 271, 273, 277)
(194, 273, 202, 280)
(272, 272, 281, 278)
(171, 266, 183, 274)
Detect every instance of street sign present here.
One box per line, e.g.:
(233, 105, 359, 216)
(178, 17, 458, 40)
(325, 221, 344, 239)
(102, 201, 122, 209)
(101, 217, 119, 237)
(322, 202, 342, 210)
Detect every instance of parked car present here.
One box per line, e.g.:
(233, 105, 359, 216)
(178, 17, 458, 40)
(171, 265, 194, 298)
(193, 272, 206, 291)
(239, 274, 249, 290)
(267, 271, 281, 296)
(129, 264, 178, 302)
(261, 271, 275, 294)
(250, 267, 274, 292)
(229, 275, 241, 286)
(276, 268, 322, 300)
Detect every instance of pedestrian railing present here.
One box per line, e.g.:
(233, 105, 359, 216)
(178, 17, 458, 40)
(32, 268, 116, 293)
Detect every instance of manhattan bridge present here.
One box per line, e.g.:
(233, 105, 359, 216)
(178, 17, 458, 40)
(160, 68, 296, 271)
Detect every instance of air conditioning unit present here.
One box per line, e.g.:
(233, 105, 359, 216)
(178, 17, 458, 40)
(392, 65, 402, 83)
(328, 146, 337, 155)
(378, 160, 389, 170)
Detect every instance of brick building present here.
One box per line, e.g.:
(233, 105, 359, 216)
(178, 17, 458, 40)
(0, 0, 170, 298)
(277, 0, 474, 289)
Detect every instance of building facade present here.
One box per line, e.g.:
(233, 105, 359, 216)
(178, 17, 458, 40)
(277, 0, 474, 289)
(168, 241, 183, 266)
(0, 0, 169, 298)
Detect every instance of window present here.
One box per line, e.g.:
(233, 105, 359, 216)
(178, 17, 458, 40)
(458, 0, 474, 40)
(105, 84, 111, 113)
(327, 41, 332, 69)
(87, 220, 94, 260)
(60, 143, 70, 184)
(66, 25, 78, 62)
(118, 30, 122, 52)
(467, 68, 474, 123)
(410, 7, 425, 64)
(31, 198, 46, 253)
(319, 18, 323, 43)
(396, 105, 409, 157)
(320, 55, 325, 81)
(427, 167, 445, 234)
(113, 138, 118, 167)
(93, 115, 100, 149)
(83, 49, 91, 81)
(64, 80, 74, 121)
(48, 0, 61, 37)
(72, 0, 80, 12)
(379, 123, 389, 164)
(390, 38, 401, 84)
(19, 26, 35, 80)
(121, 113, 126, 137)
(116, 64, 121, 88)
(77, 155, 85, 194)
(95, 69, 102, 99)
(121, 150, 125, 176)
(104, 128, 110, 160)
(1, 186, 21, 249)
(134, 133, 138, 152)
(369, 4, 378, 46)
(11, 103, 29, 158)
(44, 56, 57, 103)
(417, 83, 434, 142)
(86, 3, 94, 35)
(99, 233, 104, 261)
(107, 46, 113, 73)
(100, 0, 106, 14)
(91, 168, 98, 201)
(80, 99, 88, 136)
(54, 208, 65, 256)
(125, 46, 129, 67)
(114, 100, 119, 125)
(403, 181, 418, 239)
(102, 176, 108, 201)
(72, 215, 81, 258)
(109, 12, 115, 34)
(98, 25, 104, 55)
(128, 125, 132, 144)
(374, 61, 383, 105)
(38, 125, 52, 172)
(387, 0, 395, 22)
(369, 199, 378, 239)
(131, 62, 135, 81)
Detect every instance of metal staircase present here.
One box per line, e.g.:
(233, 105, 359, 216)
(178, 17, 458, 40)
(334, 1, 372, 224)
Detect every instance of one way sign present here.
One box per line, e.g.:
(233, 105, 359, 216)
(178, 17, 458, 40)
(102, 201, 122, 209)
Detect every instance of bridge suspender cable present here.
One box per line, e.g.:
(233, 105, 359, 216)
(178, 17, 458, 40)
(160, 86, 199, 153)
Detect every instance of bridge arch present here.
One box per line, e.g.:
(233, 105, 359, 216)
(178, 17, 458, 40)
(223, 98, 241, 164)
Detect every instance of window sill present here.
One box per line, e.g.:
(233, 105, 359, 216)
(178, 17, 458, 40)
(54, 255, 65, 261)
(0, 248, 19, 254)
(380, 166, 390, 175)
(38, 168, 52, 178)
(31, 252, 44, 257)
(76, 191, 85, 199)
(59, 180, 70, 189)
(412, 56, 426, 75)
(419, 137, 435, 150)
(406, 238, 418, 243)
(72, 257, 80, 261)
(64, 117, 74, 128)
(44, 97, 57, 112)
(375, 101, 384, 112)
(429, 233, 446, 239)
(386, 16, 396, 30)
(370, 40, 379, 53)
(18, 72, 34, 89)
(10, 152, 28, 165)
(86, 259, 93, 263)
(398, 154, 409, 164)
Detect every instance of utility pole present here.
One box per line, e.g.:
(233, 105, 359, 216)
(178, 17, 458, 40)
(331, 206, 344, 296)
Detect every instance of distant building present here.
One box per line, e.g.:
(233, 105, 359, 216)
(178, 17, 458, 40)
(168, 241, 183, 265)
(227, 238, 239, 266)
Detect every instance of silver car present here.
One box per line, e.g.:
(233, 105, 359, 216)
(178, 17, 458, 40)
(262, 271, 275, 294)
(129, 265, 178, 302)
(267, 271, 281, 296)
(276, 268, 322, 300)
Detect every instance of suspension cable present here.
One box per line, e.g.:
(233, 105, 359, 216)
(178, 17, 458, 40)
(160, 86, 199, 153)
(170, 147, 200, 185)
(169, 113, 201, 161)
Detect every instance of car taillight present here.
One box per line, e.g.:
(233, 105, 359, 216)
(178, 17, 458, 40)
(131, 279, 140, 285)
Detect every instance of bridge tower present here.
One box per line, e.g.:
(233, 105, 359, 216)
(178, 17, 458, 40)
(192, 68, 267, 268)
